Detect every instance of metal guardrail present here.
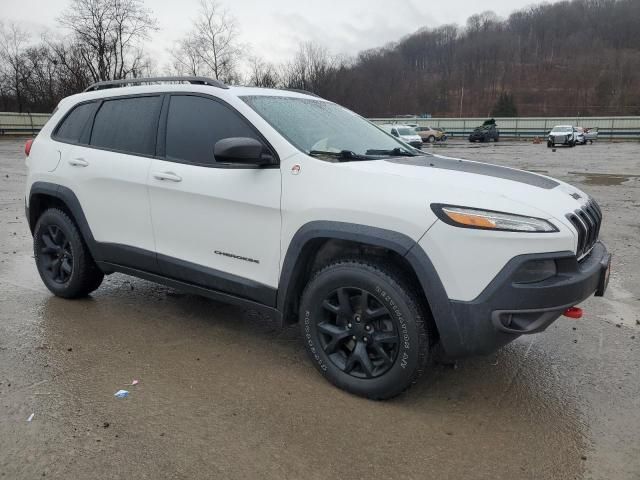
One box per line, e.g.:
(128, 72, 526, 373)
(369, 116, 640, 140)
(0, 112, 51, 136)
(2, 112, 639, 140)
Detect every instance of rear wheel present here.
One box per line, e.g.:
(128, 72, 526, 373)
(33, 208, 104, 298)
(299, 260, 431, 399)
(427, 135, 436, 143)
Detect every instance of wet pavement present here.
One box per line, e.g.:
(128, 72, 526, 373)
(1, 137, 639, 479)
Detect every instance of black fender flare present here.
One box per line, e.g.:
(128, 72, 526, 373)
(28, 181, 99, 258)
(277, 221, 465, 355)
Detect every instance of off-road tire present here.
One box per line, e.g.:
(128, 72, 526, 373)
(299, 259, 431, 400)
(33, 208, 104, 298)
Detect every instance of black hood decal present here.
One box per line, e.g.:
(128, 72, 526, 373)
(385, 155, 559, 189)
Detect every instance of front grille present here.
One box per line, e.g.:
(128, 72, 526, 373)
(566, 199, 602, 259)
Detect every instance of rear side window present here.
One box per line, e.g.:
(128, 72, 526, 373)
(165, 95, 259, 165)
(54, 102, 96, 143)
(90, 96, 162, 156)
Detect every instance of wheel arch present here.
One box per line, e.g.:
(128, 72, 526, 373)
(28, 182, 98, 257)
(277, 221, 461, 350)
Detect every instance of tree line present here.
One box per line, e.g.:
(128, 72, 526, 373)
(1, 0, 639, 117)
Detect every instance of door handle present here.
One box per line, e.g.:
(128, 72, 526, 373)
(68, 158, 89, 167)
(152, 171, 182, 182)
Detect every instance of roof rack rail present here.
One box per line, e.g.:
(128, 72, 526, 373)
(83, 76, 228, 92)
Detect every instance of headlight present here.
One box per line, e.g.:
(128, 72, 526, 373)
(431, 204, 558, 232)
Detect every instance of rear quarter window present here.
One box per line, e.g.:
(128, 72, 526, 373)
(53, 102, 96, 143)
(90, 96, 162, 156)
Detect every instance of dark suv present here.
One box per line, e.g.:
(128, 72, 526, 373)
(469, 123, 500, 143)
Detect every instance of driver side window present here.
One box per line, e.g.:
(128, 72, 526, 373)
(165, 95, 261, 166)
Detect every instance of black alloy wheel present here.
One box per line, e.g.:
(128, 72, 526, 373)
(299, 260, 431, 399)
(317, 287, 399, 379)
(33, 208, 104, 298)
(39, 224, 74, 284)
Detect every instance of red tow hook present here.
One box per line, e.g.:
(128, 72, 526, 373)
(563, 307, 583, 319)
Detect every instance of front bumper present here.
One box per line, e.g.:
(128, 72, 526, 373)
(549, 135, 573, 145)
(439, 242, 610, 357)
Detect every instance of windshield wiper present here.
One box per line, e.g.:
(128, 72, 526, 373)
(365, 147, 416, 157)
(308, 150, 371, 161)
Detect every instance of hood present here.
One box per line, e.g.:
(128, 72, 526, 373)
(339, 153, 589, 228)
(549, 131, 573, 137)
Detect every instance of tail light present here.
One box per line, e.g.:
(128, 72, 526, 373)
(25, 139, 34, 156)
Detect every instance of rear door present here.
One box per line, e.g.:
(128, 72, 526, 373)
(57, 95, 162, 271)
(147, 94, 281, 305)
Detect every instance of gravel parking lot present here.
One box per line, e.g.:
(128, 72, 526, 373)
(1, 137, 638, 479)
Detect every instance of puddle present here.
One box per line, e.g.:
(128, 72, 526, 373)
(568, 172, 638, 186)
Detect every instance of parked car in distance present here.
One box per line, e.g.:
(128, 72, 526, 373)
(24, 76, 610, 400)
(548, 125, 576, 148)
(469, 123, 499, 142)
(583, 127, 598, 144)
(379, 124, 423, 148)
(415, 126, 447, 143)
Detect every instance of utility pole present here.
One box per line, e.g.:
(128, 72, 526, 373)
(459, 86, 464, 118)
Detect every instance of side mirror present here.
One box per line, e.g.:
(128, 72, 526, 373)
(214, 137, 274, 166)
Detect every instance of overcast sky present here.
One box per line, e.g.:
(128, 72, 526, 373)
(4, 0, 558, 70)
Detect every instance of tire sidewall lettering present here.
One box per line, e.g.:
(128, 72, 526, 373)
(304, 309, 328, 371)
(375, 285, 412, 362)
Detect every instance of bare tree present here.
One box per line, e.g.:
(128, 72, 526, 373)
(0, 22, 31, 112)
(58, 0, 157, 82)
(247, 56, 279, 87)
(193, 0, 242, 82)
(47, 39, 94, 94)
(169, 33, 204, 76)
(168, 0, 241, 82)
(280, 42, 339, 94)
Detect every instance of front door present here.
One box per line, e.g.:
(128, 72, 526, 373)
(147, 94, 281, 305)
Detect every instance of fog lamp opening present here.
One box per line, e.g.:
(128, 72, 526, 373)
(512, 259, 557, 284)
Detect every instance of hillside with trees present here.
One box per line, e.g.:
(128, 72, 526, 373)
(1, 0, 639, 117)
(317, 0, 640, 117)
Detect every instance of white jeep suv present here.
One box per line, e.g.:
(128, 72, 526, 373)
(24, 77, 611, 399)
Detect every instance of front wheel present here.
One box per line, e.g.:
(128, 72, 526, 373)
(427, 135, 436, 143)
(299, 260, 431, 399)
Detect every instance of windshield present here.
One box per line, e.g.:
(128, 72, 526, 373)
(397, 127, 415, 136)
(241, 96, 415, 157)
(552, 126, 573, 133)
